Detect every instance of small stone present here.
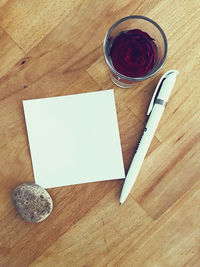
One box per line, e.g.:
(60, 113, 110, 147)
(12, 183, 53, 223)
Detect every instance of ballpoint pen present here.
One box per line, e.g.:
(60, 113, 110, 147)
(120, 70, 179, 204)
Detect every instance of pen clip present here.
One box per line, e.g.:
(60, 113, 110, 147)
(147, 70, 177, 116)
(146, 78, 165, 115)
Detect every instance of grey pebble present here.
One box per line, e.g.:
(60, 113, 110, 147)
(12, 183, 53, 223)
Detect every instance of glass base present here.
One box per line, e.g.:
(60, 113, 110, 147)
(110, 73, 133, 88)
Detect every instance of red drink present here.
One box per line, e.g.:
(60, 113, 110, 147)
(110, 29, 157, 78)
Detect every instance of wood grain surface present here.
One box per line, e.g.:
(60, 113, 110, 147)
(0, 0, 200, 266)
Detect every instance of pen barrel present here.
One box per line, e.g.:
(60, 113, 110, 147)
(121, 104, 165, 200)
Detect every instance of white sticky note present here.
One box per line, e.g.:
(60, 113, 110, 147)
(23, 89, 125, 188)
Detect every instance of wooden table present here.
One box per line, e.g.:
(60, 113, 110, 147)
(0, 0, 200, 266)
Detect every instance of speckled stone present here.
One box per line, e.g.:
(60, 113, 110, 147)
(12, 183, 53, 223)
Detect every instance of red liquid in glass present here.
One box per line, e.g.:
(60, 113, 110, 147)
(110, 29, 157, 78)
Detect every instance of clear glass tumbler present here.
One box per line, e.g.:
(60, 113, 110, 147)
(103, 16, 168, 88)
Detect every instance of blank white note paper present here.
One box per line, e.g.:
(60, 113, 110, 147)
(23, 89, 125, 188)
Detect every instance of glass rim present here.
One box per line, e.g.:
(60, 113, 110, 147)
(103, 15, 168, 81)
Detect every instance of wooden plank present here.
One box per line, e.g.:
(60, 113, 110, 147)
(0, 0, 8, 8)
(0, 0, 82, 52)
(133, 112, 200, 219)
(119, 181, 200, 266)
(0, 27, 24, 79)
(29, 185, 153, 267)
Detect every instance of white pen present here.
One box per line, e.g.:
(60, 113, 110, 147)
(120, 70, 179, 204)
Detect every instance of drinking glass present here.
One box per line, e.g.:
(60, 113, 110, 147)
(103, 16, 168, 88)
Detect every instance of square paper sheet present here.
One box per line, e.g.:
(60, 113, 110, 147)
(23, 89, 125, 188)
